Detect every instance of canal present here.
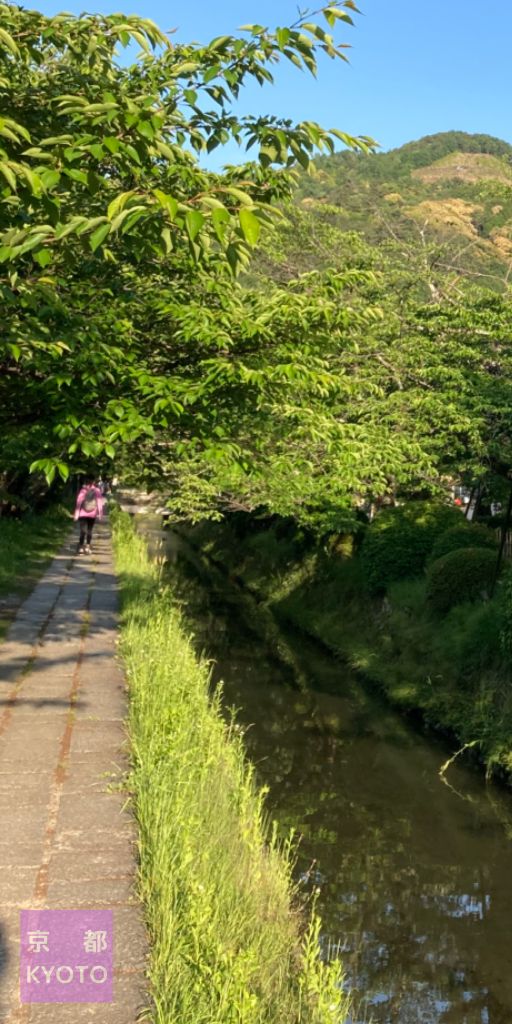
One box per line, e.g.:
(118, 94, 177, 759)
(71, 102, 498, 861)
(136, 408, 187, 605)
(144, 516, 512, 1024)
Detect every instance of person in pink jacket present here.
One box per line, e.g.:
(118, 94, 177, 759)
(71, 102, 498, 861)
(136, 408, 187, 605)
(73, 479, 105, 554)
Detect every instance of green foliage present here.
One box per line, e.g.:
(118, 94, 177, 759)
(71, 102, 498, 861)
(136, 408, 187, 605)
(429, 522, 497, 563)
(112, 513, 348, 1024)
(5, 4, 512, 539)
(188, 514, 512, 776)
(438, 600, 503, 676)
(0, 505, 69, 634)
(0, 1, 373, 495)
(360, 502, 461, 594)
(426, 546, 497, 614)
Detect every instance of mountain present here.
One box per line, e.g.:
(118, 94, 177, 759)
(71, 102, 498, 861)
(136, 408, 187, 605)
(255, 132, 512, 291)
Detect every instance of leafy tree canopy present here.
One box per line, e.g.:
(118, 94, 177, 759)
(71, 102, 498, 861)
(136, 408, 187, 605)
(4, 5, 512, 533)
(0, 0, 373, 493)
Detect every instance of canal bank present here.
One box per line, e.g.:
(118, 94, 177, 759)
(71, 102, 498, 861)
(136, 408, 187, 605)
(167, 513, 512, 783)
(135, 511, 512, 1024)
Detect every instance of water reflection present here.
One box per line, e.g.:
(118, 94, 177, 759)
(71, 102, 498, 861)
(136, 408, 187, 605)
(145, 522, 512, 1024)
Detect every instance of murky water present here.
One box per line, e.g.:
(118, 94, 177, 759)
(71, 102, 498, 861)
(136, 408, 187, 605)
(144, 519, 512, 1024)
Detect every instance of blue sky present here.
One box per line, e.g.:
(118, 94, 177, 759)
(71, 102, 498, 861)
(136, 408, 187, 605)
(35, 0, 512, 168)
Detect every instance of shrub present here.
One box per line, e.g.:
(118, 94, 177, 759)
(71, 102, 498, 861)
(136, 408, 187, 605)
(360, 501, 461, 593)
(426, 546, 497, 614)
(429, 522, 497, 563)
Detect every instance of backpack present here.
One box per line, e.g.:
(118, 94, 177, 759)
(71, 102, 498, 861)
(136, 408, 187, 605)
(82, 487, 97, 513)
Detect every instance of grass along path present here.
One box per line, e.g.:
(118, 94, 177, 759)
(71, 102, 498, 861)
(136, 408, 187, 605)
(112, 512, 348, 1024)
(0, 505, 70, 638)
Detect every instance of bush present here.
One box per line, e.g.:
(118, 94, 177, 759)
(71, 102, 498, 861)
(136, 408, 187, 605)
(426, 547, 497, 614)
(429, 522, 497, 563)
(360, 501, 461, 593)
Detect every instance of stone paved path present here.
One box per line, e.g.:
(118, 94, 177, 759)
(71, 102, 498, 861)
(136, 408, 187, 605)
(0, 523, 148, 1022)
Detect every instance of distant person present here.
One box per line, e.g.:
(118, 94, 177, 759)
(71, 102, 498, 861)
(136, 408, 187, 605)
(74, 479, 104, 554)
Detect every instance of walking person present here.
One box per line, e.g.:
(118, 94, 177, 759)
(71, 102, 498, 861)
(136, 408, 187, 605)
(74, 478, 104, 554)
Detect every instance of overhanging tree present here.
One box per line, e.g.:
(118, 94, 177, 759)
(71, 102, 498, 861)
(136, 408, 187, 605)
(0, 0, 373, 496)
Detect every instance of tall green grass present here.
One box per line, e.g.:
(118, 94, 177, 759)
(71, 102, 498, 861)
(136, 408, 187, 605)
(0, 507, 69, 636)
(112, 514, 348, 1024)
(0, 508, 69, 596)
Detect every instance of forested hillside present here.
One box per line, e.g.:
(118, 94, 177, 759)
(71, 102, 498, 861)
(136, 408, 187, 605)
(253, 131, 512, 290)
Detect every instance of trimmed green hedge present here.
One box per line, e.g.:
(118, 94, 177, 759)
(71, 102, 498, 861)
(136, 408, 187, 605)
(429, 523, 497, 563)
(360, 501, 461, 594)
(426, 546, 497, 614)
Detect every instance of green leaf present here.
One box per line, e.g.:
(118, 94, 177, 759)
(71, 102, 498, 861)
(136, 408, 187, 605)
(107, 190, 136, 220)
(276, 27, 290, 48)
(124, 143, 142, 165)
(324, 6, 354, 24)
(110, 207, 144, 232)
(19, 165, 42, 195)
(171, 61, 200, 76)
(153, 190, 178, 220)
(63, 168, 88, 185)
(77, 215, 107, 236)
(211, 207, 230, 242)
(40, 168, 61, 190)
(89, 222, 111, 252)
(283, 49, 304, 70)
(153, 140, 177, 161)
(185, 209, 204, 242)
(136, 120, 155, 141)
(120, 209, 145, 234)
(104, 137, 121, 154)
(34, 248, 52, 268)
(131, 29, 153, 53)
(259, 144, 279, 167)
(0, 28, 20, 57)
(161, 226, 173, 253)
(54, 217, 87, 240)
(200, 196, 226, 211)
(0, 162, 16, 191)
(226, 243, 239, 274)
(222, 186, 254, 207)
(16, 232, 49, 257)
(239, 208, 261, 246)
